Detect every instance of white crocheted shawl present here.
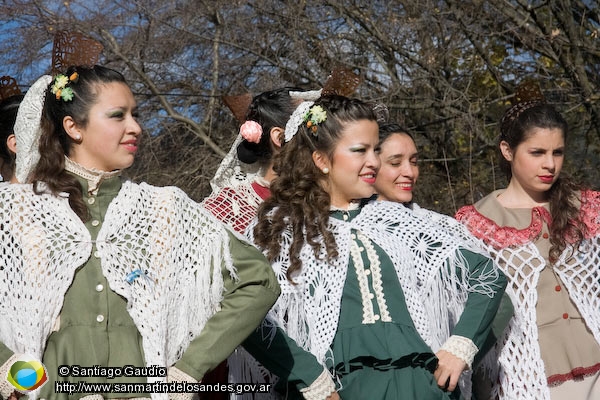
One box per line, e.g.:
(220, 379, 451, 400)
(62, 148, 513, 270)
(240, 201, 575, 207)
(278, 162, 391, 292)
(248, 200, 500, 388)
(0, 181, 235, 400)
(455, 189, 600, 400)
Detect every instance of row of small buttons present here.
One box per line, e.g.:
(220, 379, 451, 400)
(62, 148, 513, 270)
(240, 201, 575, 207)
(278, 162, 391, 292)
(88, 195, 105, 325)
(352, 231, 382, 323)
(96, 282, 105, 323)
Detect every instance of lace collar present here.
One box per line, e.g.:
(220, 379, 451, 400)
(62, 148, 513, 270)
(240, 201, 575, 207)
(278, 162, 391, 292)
(455, 190, 552, 249)
(64, 157, 122, 195)
(330, 200, 363, 222)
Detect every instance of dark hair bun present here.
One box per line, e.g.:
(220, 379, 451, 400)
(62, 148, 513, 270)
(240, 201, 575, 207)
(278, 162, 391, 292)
(237, 139, 262, 164)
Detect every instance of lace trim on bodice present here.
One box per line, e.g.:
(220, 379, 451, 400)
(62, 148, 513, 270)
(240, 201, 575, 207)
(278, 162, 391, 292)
(64, 156, 122, 195)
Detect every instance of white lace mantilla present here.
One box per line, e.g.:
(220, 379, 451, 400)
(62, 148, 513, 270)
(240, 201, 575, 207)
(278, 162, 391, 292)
(209, 134, 263, 193)
(247, 200, 502, 398)
(14, 75, 52, 183)
(0, 181, 236, 400)
(457, 197, 600, 400)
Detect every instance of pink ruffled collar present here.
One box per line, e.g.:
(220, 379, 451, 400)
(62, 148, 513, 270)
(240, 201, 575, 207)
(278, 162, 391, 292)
(455, 189, 600, 249)
(455, 204, 552, 249)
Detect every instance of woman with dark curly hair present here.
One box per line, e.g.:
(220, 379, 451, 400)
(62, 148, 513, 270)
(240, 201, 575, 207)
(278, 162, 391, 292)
(249, 95, 507, 400)
(455, 99, 600, 399)
(201, 87, 327, 400)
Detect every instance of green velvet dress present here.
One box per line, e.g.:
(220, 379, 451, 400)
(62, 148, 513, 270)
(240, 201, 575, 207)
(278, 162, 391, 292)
(329, 208, 461, 400)
(244, 207, 505, 400)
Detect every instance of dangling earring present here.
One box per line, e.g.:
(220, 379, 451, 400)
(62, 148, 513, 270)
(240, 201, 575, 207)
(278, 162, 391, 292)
(322, 168, 329, 174)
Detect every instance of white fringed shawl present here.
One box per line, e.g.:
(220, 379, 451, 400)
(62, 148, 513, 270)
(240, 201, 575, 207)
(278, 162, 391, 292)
(455, 190, 600, 400)
(248, 200, 501, 394)
(0, 181, 235, 400)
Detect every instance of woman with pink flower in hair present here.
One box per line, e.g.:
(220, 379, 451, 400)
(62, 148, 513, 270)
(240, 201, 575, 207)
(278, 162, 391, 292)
(202, 87, 337, 400)
(202, 87, 305, 234)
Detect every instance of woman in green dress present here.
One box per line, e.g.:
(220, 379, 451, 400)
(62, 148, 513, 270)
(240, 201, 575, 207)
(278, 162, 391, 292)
(374, 122, 514, 399)
(0, 65, 280, 400)
(249, 95, 507, 399)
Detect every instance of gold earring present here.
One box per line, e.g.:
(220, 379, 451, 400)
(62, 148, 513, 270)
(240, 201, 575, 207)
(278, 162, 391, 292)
(322, 168, 329, 174)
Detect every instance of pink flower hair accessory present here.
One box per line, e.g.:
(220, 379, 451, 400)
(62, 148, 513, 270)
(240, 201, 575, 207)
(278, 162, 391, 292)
(239, 120, 263, 143)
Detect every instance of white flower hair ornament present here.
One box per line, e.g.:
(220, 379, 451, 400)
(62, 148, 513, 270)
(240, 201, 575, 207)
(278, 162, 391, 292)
(14, 74, 53, 183)
(284, 89, 324, 143)
(50, 72, 79, 102)
(304, 105, 327, 136)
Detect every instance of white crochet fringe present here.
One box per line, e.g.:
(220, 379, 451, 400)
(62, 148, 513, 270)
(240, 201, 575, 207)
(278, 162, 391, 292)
(0, 182, 236, 400)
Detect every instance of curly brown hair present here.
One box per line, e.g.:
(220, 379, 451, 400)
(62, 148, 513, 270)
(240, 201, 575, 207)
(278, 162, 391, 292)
(30, 65, 128, 221)
(253, 95, 377, 282)
(499, 102, 586, 262)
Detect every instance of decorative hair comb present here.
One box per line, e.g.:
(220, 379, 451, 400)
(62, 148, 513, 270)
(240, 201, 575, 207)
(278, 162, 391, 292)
(322, 67, 362, 97)
(285, 67, 362, 142)
(371, 102, 389, 123)
(51, 30, 104, 75)
(222, 93, 253, 124)
(501, 80, 546, 125)
(0, 76, 22, 101)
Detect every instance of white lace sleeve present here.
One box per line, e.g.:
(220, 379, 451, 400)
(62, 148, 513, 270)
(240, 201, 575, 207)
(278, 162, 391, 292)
(439, 335, 478, 369)
(299, 369, 336, 400)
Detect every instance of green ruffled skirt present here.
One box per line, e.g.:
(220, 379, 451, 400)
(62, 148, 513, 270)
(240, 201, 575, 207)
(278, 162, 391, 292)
(331, 322, 461, 400)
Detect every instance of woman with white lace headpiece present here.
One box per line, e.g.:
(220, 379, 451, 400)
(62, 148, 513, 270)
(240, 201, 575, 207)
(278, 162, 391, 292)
(455, 84, 600, 399)
(247, 95, 507, 399)
(203, 71, 362, 400)
(0, 65, 280, 400)
(201, 87, 329, 400)
(203, 86, 317, 234)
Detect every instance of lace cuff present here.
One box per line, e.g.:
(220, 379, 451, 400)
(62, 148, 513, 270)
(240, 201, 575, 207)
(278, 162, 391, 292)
(167, 366, 198, 400)
(299, 368, 336, 400)
(0, 353, 19, 398)
(439, 335, 478, 370)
